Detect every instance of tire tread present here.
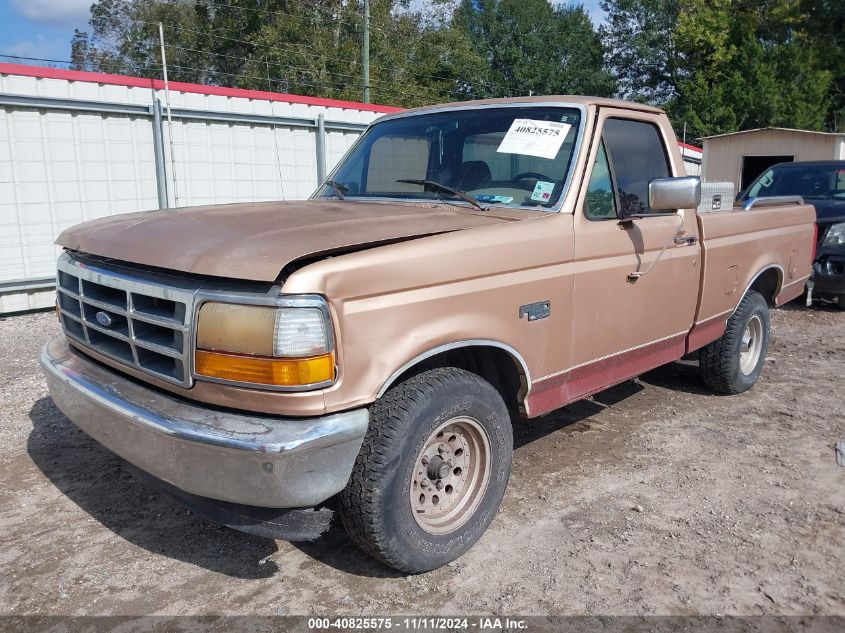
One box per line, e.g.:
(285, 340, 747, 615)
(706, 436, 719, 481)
(339, 367, 502, 572)
(699, 290, 767, 394)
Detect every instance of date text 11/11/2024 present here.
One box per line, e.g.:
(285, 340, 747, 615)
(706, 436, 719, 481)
(306, 617, 528, 630)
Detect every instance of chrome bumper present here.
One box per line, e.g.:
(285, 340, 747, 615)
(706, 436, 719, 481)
(40, 335, 368, 508)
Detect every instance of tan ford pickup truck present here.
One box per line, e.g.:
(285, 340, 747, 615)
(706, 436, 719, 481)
(41, 96, 815, 572)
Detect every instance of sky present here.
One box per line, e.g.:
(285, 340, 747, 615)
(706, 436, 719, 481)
(0, 0, 90, 66)
(0, 0, 606, 70)
(579, 0, 606, 25)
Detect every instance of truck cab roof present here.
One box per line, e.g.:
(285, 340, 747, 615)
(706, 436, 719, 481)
(390, 95, 665, 117)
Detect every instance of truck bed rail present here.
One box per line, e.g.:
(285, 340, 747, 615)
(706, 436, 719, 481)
(740, 196, 805, 211)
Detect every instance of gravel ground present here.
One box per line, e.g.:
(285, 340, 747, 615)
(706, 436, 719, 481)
(0, 305, 843, 616)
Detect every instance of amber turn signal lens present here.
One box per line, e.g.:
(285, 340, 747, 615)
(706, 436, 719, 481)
(195, 350, 335, 386)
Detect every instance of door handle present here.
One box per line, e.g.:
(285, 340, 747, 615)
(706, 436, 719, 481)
(674, 235, 698, 246)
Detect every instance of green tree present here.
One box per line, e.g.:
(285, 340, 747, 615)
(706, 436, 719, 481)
(456, 0, 615, 98)
(671, 0, 832, 134)
(599, 0, 682, 103)
(602, 0, 836, 134)
(71, 0, 205, 80)
(801, 0, 845, 130)
(69, 0, 486, 107)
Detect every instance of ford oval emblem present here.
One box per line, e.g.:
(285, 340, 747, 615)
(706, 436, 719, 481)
(95, 311, 113, 327)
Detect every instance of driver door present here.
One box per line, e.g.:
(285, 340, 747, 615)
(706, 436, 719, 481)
(567, 109, 700, 399)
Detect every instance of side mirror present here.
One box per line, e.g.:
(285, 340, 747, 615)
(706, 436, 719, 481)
(648, 176, 701, 211)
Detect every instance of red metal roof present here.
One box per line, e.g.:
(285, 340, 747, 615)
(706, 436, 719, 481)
(0, 62, 403, 114)
(678, 141, 703, 153)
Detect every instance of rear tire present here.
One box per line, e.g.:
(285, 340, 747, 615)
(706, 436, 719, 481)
(838, 294, 845, 310)
(699, 290, 770, 394)
(339, 367, 513, 573)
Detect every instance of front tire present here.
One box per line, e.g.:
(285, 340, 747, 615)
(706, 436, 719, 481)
(339, 367, 513, 573)
(699, 290, 770, 394)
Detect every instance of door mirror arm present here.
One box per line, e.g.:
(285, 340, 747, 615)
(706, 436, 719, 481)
(625, 213, 686, 283)
(617, 212, 675, 226)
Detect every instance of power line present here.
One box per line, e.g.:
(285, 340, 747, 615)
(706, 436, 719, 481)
(0, 53, 77, 67)
(164, 43, 447, 100)
(0, 49, 438, 105)
(165, 44, 362, 83)
(0, 52, 160, 74)
(133, 21, 449, 99)
(163, 62, 437, 102)
(138, 19, 500, 92)
(199, 0, 351, 23)
(136, 19, 330, 56)
(23, 10, 591, 102)
(134, 5, 624, 95)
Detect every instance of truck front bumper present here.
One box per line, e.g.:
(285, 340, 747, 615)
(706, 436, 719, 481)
(40, 335, 368, 509)
(812, 250, 845, 296)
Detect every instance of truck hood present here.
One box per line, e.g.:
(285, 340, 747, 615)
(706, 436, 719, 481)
(56, 200, 518, 282)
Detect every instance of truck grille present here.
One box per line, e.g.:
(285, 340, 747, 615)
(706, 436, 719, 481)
(55, 253, 197, 387)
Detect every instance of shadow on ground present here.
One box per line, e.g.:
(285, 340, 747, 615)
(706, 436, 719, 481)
(294, 379, 655, 575)
(637, 360, 716, 396)
(780, 298, 842, 313)
(27, 371, 682, 579)
(28, 396, 279, 580)
(512, 379, 645, 450)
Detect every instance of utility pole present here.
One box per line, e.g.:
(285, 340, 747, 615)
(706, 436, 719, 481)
(158, 22, 180, 207)
(362, 0, 370, 103)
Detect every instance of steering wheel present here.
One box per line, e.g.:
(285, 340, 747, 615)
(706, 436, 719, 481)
(511, 171, 554, 191)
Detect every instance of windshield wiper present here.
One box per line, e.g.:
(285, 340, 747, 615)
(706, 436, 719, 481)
(396, 179, 488, 212)
(324, 180, 348, 200)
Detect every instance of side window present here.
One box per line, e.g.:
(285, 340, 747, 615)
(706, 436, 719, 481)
(602, 118, 671, 215)
(585, 141, 617, 219)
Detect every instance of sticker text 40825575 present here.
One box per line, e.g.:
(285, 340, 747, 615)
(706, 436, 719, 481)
(496, 119, 572, 160)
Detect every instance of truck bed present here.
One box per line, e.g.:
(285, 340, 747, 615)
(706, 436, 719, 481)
(689, 202, 816, 351)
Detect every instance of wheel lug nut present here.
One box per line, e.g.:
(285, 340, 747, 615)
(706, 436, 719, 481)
(435, 480, 444, 490)
(421, 456, 429, 465)
(447, 459, 453, 468)
(421, 478, 430, 488)
(437, 444, 447, 454)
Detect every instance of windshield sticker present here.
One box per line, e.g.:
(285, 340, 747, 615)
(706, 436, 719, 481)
(496, 119, 572, 160)
(531, 180, 555, 203)
(475, 194, 514, 204)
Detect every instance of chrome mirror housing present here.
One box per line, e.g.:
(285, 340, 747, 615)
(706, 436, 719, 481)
(649, 176, 701, 211)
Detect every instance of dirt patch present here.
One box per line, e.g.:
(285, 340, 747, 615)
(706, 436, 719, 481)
(0, 305, 843, 615)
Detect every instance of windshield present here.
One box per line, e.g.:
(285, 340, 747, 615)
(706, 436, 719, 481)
(314, 106, 582, 210)
(742, 163, 845, 200)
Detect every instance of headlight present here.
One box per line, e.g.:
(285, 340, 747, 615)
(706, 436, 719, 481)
(823, 222, 845, 247)
(195, 297, 335, 388)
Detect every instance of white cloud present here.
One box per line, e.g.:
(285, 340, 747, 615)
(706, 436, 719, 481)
(10, 0, 91, 28)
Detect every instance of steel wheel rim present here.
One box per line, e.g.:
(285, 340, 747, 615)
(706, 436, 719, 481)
(739, 314, 763, 375)
(410, 416, 492, 535)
